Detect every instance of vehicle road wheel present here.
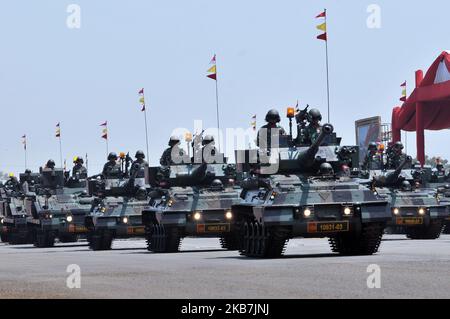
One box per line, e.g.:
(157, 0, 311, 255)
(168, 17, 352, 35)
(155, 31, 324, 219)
(219, 233, 239, 250)
(34, 230, 55, 248)
(406, 220, 444, 240)
(443, 221, 450, 234)
(239, 221, 287, 258)
(150, 224, 181, 253)
(58, 234, 78, 243)
(329, 223, 384, 256)
(1, 233, 8, 243)
(90, 230, 113, 251)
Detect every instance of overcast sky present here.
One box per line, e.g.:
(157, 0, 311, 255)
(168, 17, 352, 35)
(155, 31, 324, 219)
(0, 0, 448, 174)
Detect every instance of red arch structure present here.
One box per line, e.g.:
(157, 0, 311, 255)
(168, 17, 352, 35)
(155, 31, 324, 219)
(392, 51, 450, 165)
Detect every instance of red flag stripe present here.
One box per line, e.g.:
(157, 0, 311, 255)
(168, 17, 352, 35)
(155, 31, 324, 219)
(317, 33, 327, 41)
(207, 73, 217, 80)
(316, 11, 326, 18)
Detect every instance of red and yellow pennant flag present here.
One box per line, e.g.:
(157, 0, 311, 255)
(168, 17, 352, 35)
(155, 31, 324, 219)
(22, 134, 27, 150)
(138, 88, 146, 112)
(100, 121, 108, 140)
(207, 54, 217, 80)
(55, 123, 61, 138)
(316, 10, 327, 41)
(400, 81, 407, 102)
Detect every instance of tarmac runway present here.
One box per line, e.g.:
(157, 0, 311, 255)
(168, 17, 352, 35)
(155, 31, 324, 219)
(0, 235, 449, 299)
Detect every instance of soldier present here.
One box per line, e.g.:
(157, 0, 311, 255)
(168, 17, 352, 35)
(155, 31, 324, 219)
(102, 152, 121, 179)
(4, 173, 20, 192)
(303, 108, 323, 145)
(72, 156, 88, 179)
(201, 135, 224, 164)
(45, 159, 56, 170)
(256, 109, 287, 149)
(160, 136, 186, 166)
(362, 142, 382, 170)
(130, 150, 148, 177)
(386, 141, 406, 169)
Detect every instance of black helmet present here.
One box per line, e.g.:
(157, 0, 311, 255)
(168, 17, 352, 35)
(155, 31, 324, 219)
(319, 163, 334, 176)
(135, 186, 147, 200)
(202, 135, 215, 146)
(394, 141, 404, 150)
(265, 109, 281, 123)
(211, 179, 223, 188)
(74, 156, 84, 164)
(46, 159, 56, 169)
(445, 184, 450, 190)
(168, 136, 180, 147)
(107, 152, 118, 161)
(309, 108, 322, 122)
(368, 142, 377, 151)
(25, 169, 32, 174)
(135, 150, 145, 159)
(401, 180, 412, 191)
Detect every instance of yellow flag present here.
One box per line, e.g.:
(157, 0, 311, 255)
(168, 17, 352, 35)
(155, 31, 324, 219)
(316, 22, 326, 32)
(102, 128, 108, 134)
(139, 97, 145, 104)
(207, 65, 216, 73)
(402, 89, 406, 96)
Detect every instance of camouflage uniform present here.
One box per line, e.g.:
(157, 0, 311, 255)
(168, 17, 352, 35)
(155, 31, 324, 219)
(160, 146, 186, 166)
(72, 164, 88, 179)
(362, 152, 382, 170)
(130, 159, 148, 177)
(256, 124, 287, 148)
(303, 124, 322, 145)
(102, 161, 122, 179)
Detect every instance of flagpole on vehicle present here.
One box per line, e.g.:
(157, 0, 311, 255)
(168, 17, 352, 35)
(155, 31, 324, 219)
(139, 88, 150, 161)
(316, 9, 330, 123)
(56, 123, 63, 169)
(22, 135, 27, 169)
(207, 54, 221, 152)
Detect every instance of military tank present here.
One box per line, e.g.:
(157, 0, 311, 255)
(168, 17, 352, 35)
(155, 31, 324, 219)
(436, 184, 450, 233)
(85, 154, 151, 251)
(26, 168, 93, 247)
(142, 157, 242, 253)
(232, 110, 390, 258)
(371, 157, 449, 239)
(0, 172, 40, 244)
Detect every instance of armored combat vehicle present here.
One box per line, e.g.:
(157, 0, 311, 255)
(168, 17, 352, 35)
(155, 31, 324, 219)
(232, 111, 391, 258)
(85, 154, 150, 250)
(26, 168, 93, 247)
(372, 157, 449, 239)
(0, 172, 40, 244)
(142, 159, 242, 253)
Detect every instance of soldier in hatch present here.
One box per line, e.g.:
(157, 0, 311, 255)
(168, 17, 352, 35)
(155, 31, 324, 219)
(130, 150, 148, 177)
(160, 136, 187, 167)
(102, 152, 122, 179)
(256, 109, 287, 149)
(72, 156, 88, 179)
(362, 142, 382, 171)
(303, 108, 323, 145)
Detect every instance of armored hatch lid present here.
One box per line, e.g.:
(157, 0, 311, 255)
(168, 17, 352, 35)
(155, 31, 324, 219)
(279, 146, 339, 162)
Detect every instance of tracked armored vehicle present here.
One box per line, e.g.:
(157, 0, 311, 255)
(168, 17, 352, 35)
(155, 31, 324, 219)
(26, 168, 93, 247)
(232, 112, 390, 258)
(85, 156, 150, 250)
(142, 159, 242, 253)
(0, 172, 40, 244)
(372, 157, 449, 239)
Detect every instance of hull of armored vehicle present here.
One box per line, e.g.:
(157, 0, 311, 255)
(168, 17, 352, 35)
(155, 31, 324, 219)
(233, 175, 389, 258)
(86, 197, 150, 251)
(27, 188, 93, 247)
(143, 186, 242, 253)
(377, 186, 448, 239)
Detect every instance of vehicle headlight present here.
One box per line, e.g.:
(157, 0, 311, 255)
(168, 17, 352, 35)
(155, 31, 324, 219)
(344, 207, 352, 216)
(303, 208, 312, 218)
(193, 212, 201, 221)
(0, 219, 3, 224)
(66, 215, 73, 222)
(418, 208, 426, 215)
(393, 208, 400, 215)
(225, 211, 233, 220)
(122, 217, 129, 224)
